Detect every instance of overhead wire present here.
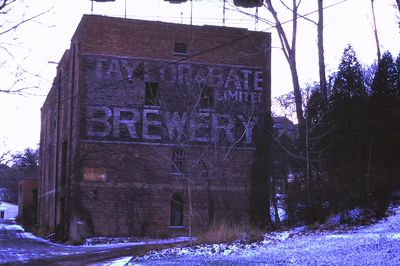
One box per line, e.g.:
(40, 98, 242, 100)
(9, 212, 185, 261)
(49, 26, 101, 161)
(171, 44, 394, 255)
(41, 0, 349, 109)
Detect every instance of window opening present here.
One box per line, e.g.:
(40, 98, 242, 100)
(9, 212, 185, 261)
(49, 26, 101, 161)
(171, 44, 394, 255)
(173, 42, 187, 55)
(145, 82, 159, 106)
(61, 140, 67, 186)
(170, 194, 183, 226)
(172, 148, 185, 173)
(0, 211, 4, 219)
(199, 85, 214, 109)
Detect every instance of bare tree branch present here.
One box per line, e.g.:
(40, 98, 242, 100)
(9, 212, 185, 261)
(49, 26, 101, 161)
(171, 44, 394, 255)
(0, 150, 12, 165)
(0, 0, 15, 12)
(0, 8, 52, 36)
(264, 0, 306, 140)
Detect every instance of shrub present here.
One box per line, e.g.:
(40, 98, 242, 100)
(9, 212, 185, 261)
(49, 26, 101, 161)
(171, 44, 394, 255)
(196, 222, 264, 244)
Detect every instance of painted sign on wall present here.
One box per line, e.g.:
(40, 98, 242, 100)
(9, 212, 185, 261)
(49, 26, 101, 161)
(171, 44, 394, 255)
(85, 55, 266, 146)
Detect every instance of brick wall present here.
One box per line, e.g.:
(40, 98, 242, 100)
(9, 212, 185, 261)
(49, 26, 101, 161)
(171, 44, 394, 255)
(75, 142, 253, 237)
(18, 178, 38, 226)
(40, 14, 271, 240)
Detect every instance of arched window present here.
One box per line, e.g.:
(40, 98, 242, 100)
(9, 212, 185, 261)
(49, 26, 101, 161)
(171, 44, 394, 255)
(170, 194, 183, 226)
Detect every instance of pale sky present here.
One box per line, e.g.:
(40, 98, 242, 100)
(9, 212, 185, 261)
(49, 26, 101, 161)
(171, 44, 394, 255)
(0, 0, 399, 153)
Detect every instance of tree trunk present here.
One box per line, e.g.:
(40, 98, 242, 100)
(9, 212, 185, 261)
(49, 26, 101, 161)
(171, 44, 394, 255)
(305, 110, 311, 201)
(271, 175, 281, 226)
(265, 0, 306, 141)
(188, 178, 193, 245)
(283, 174, 293, 226)
(365, 134, 374, 205)
(317, 0, 327, 101)
(289, 59, 306, 140)
(371, 0, 381, 61)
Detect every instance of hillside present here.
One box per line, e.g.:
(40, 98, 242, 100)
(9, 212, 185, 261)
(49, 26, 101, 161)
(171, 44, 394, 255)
(126, 206, 400, 265)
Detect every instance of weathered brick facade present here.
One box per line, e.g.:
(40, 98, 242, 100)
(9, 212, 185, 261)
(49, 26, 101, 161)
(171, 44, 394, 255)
(39, 15, 271, 241)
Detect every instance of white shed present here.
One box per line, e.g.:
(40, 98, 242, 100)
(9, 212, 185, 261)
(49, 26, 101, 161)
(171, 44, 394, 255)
(0, 201, 18, 220)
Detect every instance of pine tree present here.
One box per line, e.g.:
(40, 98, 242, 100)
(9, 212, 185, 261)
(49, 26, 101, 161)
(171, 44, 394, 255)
(371, 52, 397, 96)
(327, 45, 368, 213)
(367, 51, 400, 216)
(249, 116, 273, 229)
(332, 45, 366, 100)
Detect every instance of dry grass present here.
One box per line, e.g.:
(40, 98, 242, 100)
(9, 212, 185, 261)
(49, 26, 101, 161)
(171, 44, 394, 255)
(196, 222, 264, 244)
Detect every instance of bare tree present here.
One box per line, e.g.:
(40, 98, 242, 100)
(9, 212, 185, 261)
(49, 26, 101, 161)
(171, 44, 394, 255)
(317, 0, 327, 101)
(0, 0, 13, 11)
(152, 64, 260, 242)
(0, 150, 12, 166)
(264, 0, 306, 140)
(395, 0, 400, 30)
(0, 0, 50, 94)
(273, 1, 327, 102)
(370, 0, 381, 61)
(0, 147, 12, 201)
(82, 57, 266, 240)
(0, 147, 39, 203)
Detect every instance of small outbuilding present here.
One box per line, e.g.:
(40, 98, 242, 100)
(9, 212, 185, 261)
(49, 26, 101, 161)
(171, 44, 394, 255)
(18, 178, 39, 226)
(0, 201, 18, 220)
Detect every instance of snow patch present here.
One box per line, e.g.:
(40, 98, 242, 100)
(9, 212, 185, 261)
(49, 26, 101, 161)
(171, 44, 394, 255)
(91, 256, 133, 266)
(82, 236, 190, 248)
(390, 233, 400, 239)
(3, 224, 24, 232)
(272, 231, 290, 241)
(270, 207, 287, 223)
(21, 232, 66, 246)
(127, 206, 400, 265)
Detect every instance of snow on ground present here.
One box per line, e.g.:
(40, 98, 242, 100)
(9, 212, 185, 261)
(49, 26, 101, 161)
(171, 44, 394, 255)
(3, 207, 400, 264)
(82, 237, 190, 248)
(0, 223, 24, 232)
(128, 207, 400, 265)
(0, 221, 189, 264)
(89, 256, 134, 266)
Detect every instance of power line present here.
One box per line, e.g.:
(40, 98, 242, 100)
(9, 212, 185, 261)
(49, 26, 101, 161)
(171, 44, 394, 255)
(42, 0, 349, 109)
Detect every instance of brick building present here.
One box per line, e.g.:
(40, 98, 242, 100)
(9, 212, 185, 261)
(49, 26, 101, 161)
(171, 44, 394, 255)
(18, 178, 39, 226)
(39, 15, 271, 241)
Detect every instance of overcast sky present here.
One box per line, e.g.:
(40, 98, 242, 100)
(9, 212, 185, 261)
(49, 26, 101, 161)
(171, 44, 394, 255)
(0, 0, 399, 153)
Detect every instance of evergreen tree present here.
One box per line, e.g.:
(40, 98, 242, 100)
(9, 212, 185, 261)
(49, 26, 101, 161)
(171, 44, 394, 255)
(371, 52, 397, 96)
(395, 53, 400, 94)
(304, 88, 331, 222)
(332, 45, 367, 100)
(249, 117, 273, 229)
(367, 51, 400, 216)
(327, 45, 368, 214)
(12, 148, 39, 171)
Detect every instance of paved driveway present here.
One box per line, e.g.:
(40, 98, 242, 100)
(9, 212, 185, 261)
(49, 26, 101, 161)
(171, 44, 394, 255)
(0, 221, 186, 265)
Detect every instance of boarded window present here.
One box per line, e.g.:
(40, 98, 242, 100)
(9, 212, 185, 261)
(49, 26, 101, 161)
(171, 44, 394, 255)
(172, 149, 185, 173)
(173, 42, 187, 55)
(83, 168, 106, 182)
(170, 194, 183, 226)
(199, 85, 214, 109)
(145, 82, 159, 106)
